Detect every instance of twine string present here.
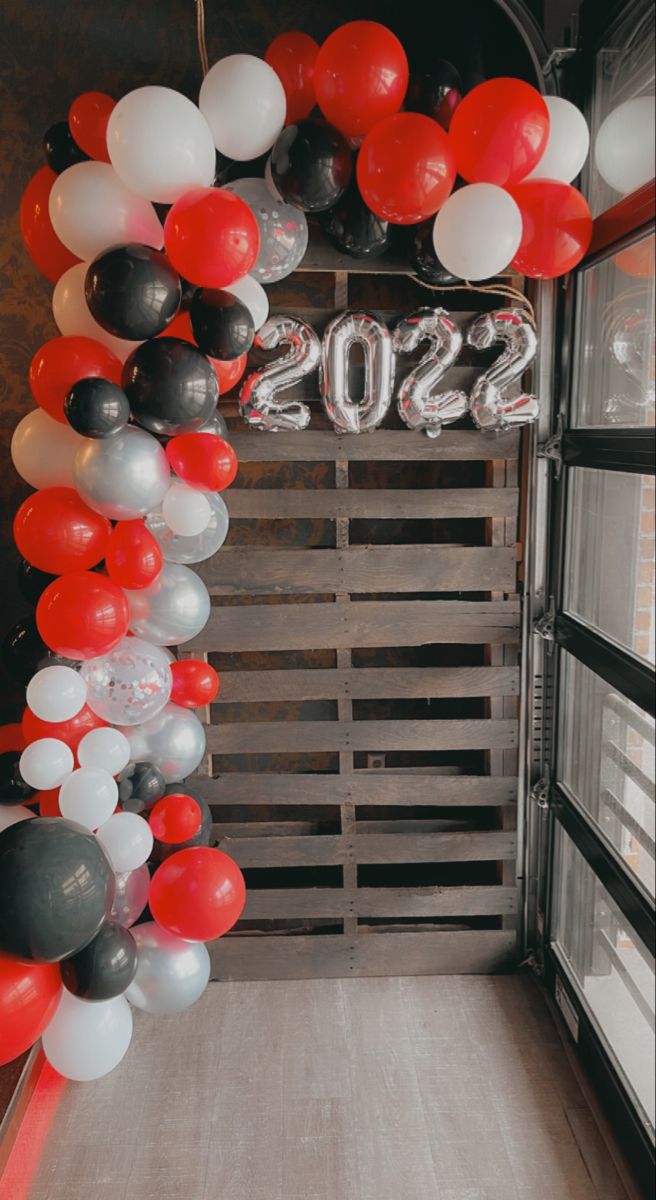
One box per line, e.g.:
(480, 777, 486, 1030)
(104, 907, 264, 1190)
(408, 274, 536, 326)
(196, 0, 209, 77)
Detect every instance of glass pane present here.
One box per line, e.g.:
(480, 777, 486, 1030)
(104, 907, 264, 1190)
(552, 826, 655, 1130)
(565, 467, 655, 663)
(559, 653, 655, 897)
(573, 234, 655, 428)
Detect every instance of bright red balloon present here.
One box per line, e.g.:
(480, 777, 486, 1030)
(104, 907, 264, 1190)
(265, 32, 319, 125)
(613, 240, 655, 279)
(0, 724, 25, 754)
(105, 520, 163, 590)
(14, 488, 111, 575)
(37, 788, 63, 817)
(69, 91, 115, 162)
(29, 335, 123, 424)
(449, 77, 549, 187)
(36, 572, 130, 661)
(149, 847, 246, 941)
(162, 312, 247, 391)
(314, 20, 408, 140)
(166, 433, 238, 492)
(23, 705, 106, 754)
(508, 180, 592, 279)
(0, 952, 62, 1066)
(149, 793, 202, 843)
(170, 659, 220, 708)
(164, 188, 260, 289)
(356, 113, 455, 225)
(19, 166, 80, 284)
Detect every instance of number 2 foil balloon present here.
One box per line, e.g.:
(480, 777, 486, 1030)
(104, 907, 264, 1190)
(466, 308, 538, 432)
(394, 307, 468, 438)
(240, 315, 321, 431)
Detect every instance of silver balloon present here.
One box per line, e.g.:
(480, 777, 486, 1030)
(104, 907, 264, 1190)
(239, 316, 321, 432)
(110, 865, 151, 928)
(80, 636, 172, 725)
(119, 702, 206, 782)
(321, 310, 394, 433)
(225, 177, 308, 283)
(466, 309, 539, 431)
(125, 922, 210, 1014)
(146, 491, 229, 564)
(126, 562, 210, 646)
(394, 307, 468, 438)
(73, 425, 170, 520)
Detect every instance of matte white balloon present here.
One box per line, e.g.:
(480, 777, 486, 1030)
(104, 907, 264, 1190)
(126, 923, 210, 1014)
(43, 990, 133, 1081)
(126, 562, 210, 646)
(595, 95, 656, 194)
(225, 274, 269, 331)
(52, 262, 141, 362)
(162, 481, 212, 536)
(19, 738, 73, 790)
(80, 636, 172, 726)
(0, 805, 35, 833)
(119, 703, 206, 782)
(526, 96, 590, 183)
(59, 767, 118, 830)
(96, 811, 154, 872)
(77, 727, 131, 775)
(107, 86, 216, 203)
(49, 161, 163, 261)
(11, 409, 84, 489)
(199, 54, 286, 160)
(146, 490, 229, 564)
(73, 425, 170, 520)
(26, 665, 87, 723)
(433, 185, 522, 281)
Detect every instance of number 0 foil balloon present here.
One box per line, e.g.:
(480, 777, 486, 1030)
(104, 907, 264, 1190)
(467, 309, 539, 432)
(321, 310, 394, 433)
(239, 315, 321, 431)
(394, 307, 468, 438)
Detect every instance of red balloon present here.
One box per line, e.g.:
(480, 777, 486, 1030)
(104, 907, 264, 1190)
(265, 32, 319, 125)
(613, 239, 655, 279)
(166, 433, 238, 492)
(149, 793, 202, 843)
(149, 847, 246, 941)
(0, 952, 62, 1066)
(29, 335, 123, 424)
(23, 704, 106, 754)
(36, 572, 130, 661)
(357, 113, 455, 225)
(170, 659, 220, 708)
(162, 312, 247, 391)
(508, 180, 592, 279)
(105, 520, 163, 590)
(449, 77, 549, 187)
(14, 487, 111, 575)
(37, 788, 63, 817)
(164, 188, 260, 289)
(314, 20, 408, 140)
(19, 166, 80, 284)
(69, 91, 115, 162)
(0, 724, 25, 754)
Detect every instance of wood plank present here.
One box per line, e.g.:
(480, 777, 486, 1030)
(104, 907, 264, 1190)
(228, 430, 519, 462)
(200, 545, 517, 595)
(214, 666, 520, 703)
(190, 599, 520, 651)
(225, 488, 520, 520)
(188, 773, 518, 806)
(242, 885, 518, 919)
(207, 718, 517, 755)
(217, 830, 517, 867)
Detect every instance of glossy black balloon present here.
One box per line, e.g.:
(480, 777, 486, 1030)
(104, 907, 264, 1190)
(270, 119, 353, 213)
(406, 219, 459, 285)
(17, 560, 57, 606)
(85, 245, 182, 340)
(190, 290, 254, 361)
(61, 920, 138, 1000)
(43, 121, 89, 174)
(2, 616, 48, 685)
(321, 183, 392, 260)
(150, 784, 212, 864)
(64, 377, 130, 438)
(407, 60, 463, 131)
(0, 751, 35, 806)
(0, 818, 115, 962)
(118, 761, 166, 813)
(122, 337, 218, 436)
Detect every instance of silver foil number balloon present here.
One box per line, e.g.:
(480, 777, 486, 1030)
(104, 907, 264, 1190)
(239, 315, 321, 432)
(126, 562, 210, 646)
(321, 310, 394, 434)
(125, 922, 210, 1014)
(394, 307, 468, 438)
(146, 490, 229, 564)
(80, 636, 172, 726)
(118, 702, 207, 783)
(466, 308, 539, 431)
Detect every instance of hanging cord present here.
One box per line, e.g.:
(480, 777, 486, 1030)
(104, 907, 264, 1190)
(407, 274, 536, 326)
(195, 0, 209, 78)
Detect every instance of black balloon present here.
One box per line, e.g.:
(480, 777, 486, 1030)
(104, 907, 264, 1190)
(18, 560, 56, 606)
(0, 818, 115, 962)
(150, 784, 212, 864)
(61, 920, 138, 1001)
(118, 761, 166, 813)
(2, 616, 48, 685)
(64, 377, 131, 438)
(85, 244, 182, 340)
(122, 337, 218, 436)
(190, 290, 254, 361)
(407, 60, 463, 131)
(0, 751, 35, 806)
(406, 219, 459, 285)
(270, 119, 353, 213)
(321, 183, 392, 260)
(213, 149, 268, 187)
(43, 121, 89, 174)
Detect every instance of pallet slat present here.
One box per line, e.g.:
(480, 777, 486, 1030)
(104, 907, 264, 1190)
(228, 430, 519, 462)
(217, 830, 517, 866)
(214, 665, 519, 703)
(188, 773, 517, 806)
(207, 718, 517, 754)
(225, 488, 520, 520)
(242, 884, 518, 919)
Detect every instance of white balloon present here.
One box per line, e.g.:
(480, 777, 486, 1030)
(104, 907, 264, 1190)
(49, 161, 163, 261)
(19, 738, 73, 791)
(26, 666, 87, 723)
(433, 185, 523, 281)
(53, 263, 141, 362)
(595, 96, 656, 195)
(0, 805, 35, 833)
(107, 86, 216, 203)
(163, 481, 212, 536)
(96, 812, 154, 872)
(43, 990, 133, 1081)
(11, 409, 85, 489)
(59, 767, 118, 830)
(77, 727, 131, 775)
(199, 54, 286, 160)
(225, 274, 269, 331)
(526, 96, 590, 183)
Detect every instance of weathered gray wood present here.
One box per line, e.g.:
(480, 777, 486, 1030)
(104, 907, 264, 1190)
(214, 665, 520, 703)
(225, 488, 520, 520)
(216, 830, 517, 867)
(228, 429, 519, 462)
(207, 718, 517, 755)
(188, 773, 518, 806)
(242, 885, 518, 919)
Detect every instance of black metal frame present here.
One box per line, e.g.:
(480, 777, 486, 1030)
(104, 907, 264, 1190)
(555, 614, 656, 717)
(562, 428, 656, 474)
